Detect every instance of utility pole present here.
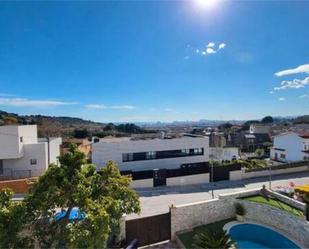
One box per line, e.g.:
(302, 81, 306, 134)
(269, 161, 273, 189)
(209, 154, 214, 199)
(46, 137, 50, 165)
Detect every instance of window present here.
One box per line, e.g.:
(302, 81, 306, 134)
(20, 136, 23, 143)
(0, 160, 3, 175)
(30, 159, 37, 165)
(304, 156, 309, 161)
(122, 153, 134, 162)
(146, 151, 156, 160)
(280, 154, 286, 159)
(305, 144, 308, 150)
(122, 147, 204, 162)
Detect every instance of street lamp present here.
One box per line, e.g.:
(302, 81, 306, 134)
(209, 154, 214, 199)
(269, 161, 273, 189)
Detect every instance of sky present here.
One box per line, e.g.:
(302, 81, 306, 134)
(0, 0, 308, 123)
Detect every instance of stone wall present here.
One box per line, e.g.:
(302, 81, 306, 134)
(267, 189, 306, 211)
(237, 199, 309, 248)
(170, 189, 262, 238)
(170, 198, 235, 239)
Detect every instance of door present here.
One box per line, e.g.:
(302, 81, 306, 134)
(126, 212, 171, 246)
(0, 160, 3, 175)
(153, 169, 167, 187)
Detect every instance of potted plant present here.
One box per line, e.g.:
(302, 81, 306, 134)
(234, 203, 246, 222)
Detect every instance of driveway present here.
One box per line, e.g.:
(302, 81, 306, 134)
(127, 171, 309, 219)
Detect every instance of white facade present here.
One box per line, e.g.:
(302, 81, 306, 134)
(270, 132, 309, 162)
(249, 124, 271, 134)
(92, 137, 210, 172)
(0, 125, 62, 178)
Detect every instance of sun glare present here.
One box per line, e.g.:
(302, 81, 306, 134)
(196, 0, 218, 8)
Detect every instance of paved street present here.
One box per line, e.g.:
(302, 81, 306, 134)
(127, 171, 309, 219)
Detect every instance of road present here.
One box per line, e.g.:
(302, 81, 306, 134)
(127, 171, 309, 220)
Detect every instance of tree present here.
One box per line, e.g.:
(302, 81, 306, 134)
(261, 116, 273, 123)
(218, 123, 233, 131)
(193, 229, 234, 249)
(24, 145, 140, 248)
(255, 148, 265, 158)
(0, 188, 33, 248)
(73, 128, 89, 138)
(3, 116, 18, 125)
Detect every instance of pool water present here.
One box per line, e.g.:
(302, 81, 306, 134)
(228, 223, 300, 249)
(54, 207, 85, 221)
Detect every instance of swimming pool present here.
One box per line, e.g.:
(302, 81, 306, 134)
(225, 222, 300, 249)
(54, 207, 85, 221)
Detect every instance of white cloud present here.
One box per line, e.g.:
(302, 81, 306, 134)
(275, 64, 309, 77)
(184, 55, 189, 60)
(273, 76, 309, 91)
(196, 49, 200, 53)
(0, 97, 76, 108)
(110, 105, 135, 110)
(218, 43, 226, 49)
(202, 51, 206, 55)
(164, 108, 176, 112)
(278, 97, 286, 101)
(299, 94, 309, 99)
(207, 42, 215, 48)
(206, 47, 216, 54)
(269, 91, 274, 94)
(86, 104, 106, 109)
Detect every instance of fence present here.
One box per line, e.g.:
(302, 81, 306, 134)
(245, 160, 309, 172)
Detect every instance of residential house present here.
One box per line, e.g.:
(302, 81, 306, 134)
(270, 132, 309, 162)
(92, 136, 210, 172)
(0, 125, 62, 179)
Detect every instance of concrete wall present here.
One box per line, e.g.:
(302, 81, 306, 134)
(3, 143, 48, 177)
(229, 170, 242, 181)
(92, 137, 210, 172)
(130, 178, 153, 188)
(243, 165, 309, 179)
(0, 125, 23, 159)
(238, 199, 309, 248)
(167, 173, 209, 186)
(48, 138, 62, 164)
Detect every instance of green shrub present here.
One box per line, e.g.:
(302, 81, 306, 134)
(234, 203, 246, 216)
(193, 229, 234, 249)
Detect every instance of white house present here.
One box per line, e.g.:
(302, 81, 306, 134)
(270, 132, 309, 162)
(92, 136, 210, 172)
(249, 124, 271, 134)
(0, 125, 62, 178)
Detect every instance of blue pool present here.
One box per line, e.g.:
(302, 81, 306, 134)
(54, 207, 85, 221)
(228, 223, 300, 249)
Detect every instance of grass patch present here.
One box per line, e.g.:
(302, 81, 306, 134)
(243, 195, 304, 217)
(178, 218, 234, 249)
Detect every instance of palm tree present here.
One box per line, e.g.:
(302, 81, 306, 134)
(193, 229, 234, 249)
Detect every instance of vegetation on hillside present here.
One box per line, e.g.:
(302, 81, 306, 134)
(0, 110, 153, 138)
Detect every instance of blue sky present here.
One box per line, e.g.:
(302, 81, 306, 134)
(0, 0, 308, 122)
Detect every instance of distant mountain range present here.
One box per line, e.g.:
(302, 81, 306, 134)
(0, 109, 308, 137)
(0, 110, 105, 137)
